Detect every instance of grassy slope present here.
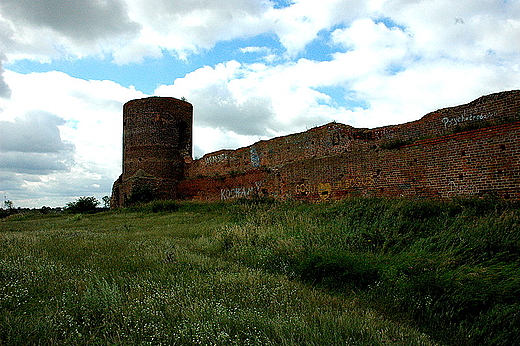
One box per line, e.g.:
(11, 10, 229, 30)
(1, 198, 519, 345)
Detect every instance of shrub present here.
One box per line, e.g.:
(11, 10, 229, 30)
(127, 184, 157, 205)
(65, 196, 100, 214)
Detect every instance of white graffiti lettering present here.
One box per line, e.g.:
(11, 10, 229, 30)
(442, 109, 497, 128)
(220, 181, 264, 200)
(204, 153, 228, 164)
(447, 181, 477, 196)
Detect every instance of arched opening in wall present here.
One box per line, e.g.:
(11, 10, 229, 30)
(178, 120, 189, 155)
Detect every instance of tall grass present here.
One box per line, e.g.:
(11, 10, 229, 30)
(195, 197, 520, 346)
(2, 197, 518, 345)
(0, 204, 437, 345)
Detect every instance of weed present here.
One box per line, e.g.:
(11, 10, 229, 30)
(2, 197, 519, 345)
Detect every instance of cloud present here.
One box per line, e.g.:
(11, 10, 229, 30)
(0, 0, 519, 207)
(155, 59, 352, 157)
(382, 0, 520, 62)
(0, 20, 12, 98)
(0, 168, 115, 208)
(267, 0, 371, 56)
(0, 0, 142, 93)
(0, 54, 10, 98)
(0, 111, 74, 175)
(0, 152, 72, 175)
(0, 71, 144, 207)
(0, 0, 140, 43)
(0, 111, 72, 153)
(240, 46, 271, 54)
(154, 7, 520, 154)
(118, 0, 274, 61)
(157, 61, 277, 136)
(1, 0, 368, 64)
(1, 0, 518, 67)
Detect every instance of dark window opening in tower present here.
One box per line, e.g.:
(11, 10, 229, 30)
(178, 120, 189, 153)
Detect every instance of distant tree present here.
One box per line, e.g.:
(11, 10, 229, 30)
(40, 206, 52, 214)
(65, 196, 100, 214)
(102, 196, 111, 208)
(4, 200, 13, 210)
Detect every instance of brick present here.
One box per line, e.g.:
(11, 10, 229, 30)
(112, 90, 520, 207)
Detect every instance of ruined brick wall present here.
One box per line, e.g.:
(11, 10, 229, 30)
(111, 97, 192, 207)
(112, 90, 520, 207)
(268, 121, 520, 201)
(177, 90, 520, 202)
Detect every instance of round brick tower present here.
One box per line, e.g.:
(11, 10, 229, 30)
(116, 96, 192, 205)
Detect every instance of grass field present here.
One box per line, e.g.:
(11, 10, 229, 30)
(1, 197, 519, 345)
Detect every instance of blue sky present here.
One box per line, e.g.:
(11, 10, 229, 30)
(0, 0, 519, 208)
(6, 33, 288, 94)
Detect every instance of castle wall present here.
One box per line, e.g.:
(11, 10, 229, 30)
(177, 90, 520, 202)
(111, 97, 193, 207)
(271, 122, 520, 201)
(111, 90, 520, 207)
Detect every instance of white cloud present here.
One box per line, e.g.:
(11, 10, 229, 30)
(153, 5, 520, 152)
(155, 59, 355, 156)
(0, 0, 141, 63)
(0, 111, 72, 153)
(0, 0, 519, 208)
(240, 46, 271, 54)
(192, 126, 266, 158)
(266, 0, 370, 56)
(0, 0, 370, 65)
(382, 0, 520, 62)
(0, 0, 517, 66)
(0, 0, 139, 42)
(0, 60, 11, 98)
(122, 0, 275, 60)
(0, 71, 145, 207)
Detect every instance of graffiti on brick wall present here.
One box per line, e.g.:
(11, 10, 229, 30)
(442, 109, 497, 128)
(317, 183, 332, 200)
(220, 181, 264, 200)
(373, 127, 396, 140)
(294, 174, 376, 200)
(250, 147, 261, 167)
(295, 183, 310, 195)
(113, 91, 520, 208)
(293, 182, 332, 199)
(204, 153, 228, 164)
(447, 180, 478, 196)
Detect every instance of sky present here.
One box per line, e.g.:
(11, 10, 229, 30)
(0, 0, 519, 208)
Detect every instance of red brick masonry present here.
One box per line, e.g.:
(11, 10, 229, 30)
(112, 90, 520, 207)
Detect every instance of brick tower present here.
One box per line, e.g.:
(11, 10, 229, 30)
(111, 97, 193, 207)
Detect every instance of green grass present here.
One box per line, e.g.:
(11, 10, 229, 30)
(1, 198, 519, 345)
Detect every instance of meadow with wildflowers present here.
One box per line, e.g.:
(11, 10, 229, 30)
(1, 197, 519, 345)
